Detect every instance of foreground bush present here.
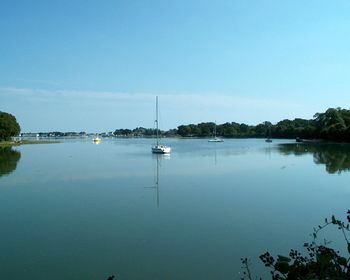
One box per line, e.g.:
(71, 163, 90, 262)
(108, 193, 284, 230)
(241, 211, 350, 279)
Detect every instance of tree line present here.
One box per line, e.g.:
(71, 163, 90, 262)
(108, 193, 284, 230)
(113, 107, 350, 142)
(2, 107, 350, 142)
(176, 107, 350, 142)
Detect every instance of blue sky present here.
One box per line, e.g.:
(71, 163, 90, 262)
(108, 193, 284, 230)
(1, 0, 350, 132)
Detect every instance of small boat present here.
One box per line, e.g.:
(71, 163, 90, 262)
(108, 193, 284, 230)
(92, 136, 102, 143)
(208, 137, 224, 142)
(265, 126, 272, 142)
(208, 122, 224, 142)
(152, 144, 171, 154)
(152, 96, 171, 154)
(296, 137, 303, 143)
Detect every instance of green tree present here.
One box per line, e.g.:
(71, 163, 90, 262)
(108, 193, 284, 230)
(0, 112, 21, 141)
(177, 125, 192, 137)
(221, 122, 237, 137)
(198, 122, 214, 137)
(314, 108, 348, 140)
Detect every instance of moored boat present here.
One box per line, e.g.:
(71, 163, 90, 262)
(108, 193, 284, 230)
(152, 96, 171, 154)
(92, 136, 102, 143)
(208, 122, 224, 142)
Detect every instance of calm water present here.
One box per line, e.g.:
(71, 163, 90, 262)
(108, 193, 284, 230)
(0, 138, 350, 280)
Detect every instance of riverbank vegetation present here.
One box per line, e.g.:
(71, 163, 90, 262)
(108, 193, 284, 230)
(111, 107, 350, 142)
(176, 108, 350, 141)
(0, 111, 58, 146)
(241, 210, 350, 279)
(4, 107, 350, 142)
(0, 140, 58, 147)
(0, 111, 20, 141)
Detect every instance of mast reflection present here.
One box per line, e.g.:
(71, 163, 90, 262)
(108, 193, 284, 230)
(151, 153, 170, 207)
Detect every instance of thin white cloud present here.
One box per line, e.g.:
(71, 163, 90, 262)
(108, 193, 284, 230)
(16, 79, 62, 87)
(0, 87, 153, 103)
(0, 86, 328, 131)
(0, 86, 302, 109)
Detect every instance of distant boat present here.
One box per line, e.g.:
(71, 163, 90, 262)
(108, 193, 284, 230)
(296, 137, 303, 143)
(208, 122, 224, 142)
(152, 97, 171, 154)
(92, 136, 102, 143)
(208, 137, 224, 142)
(265, 127, 272, 142)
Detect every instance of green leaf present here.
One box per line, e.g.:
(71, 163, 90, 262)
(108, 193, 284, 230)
(319, 252, 332, 265)
(338, 257, 347, 266)
(277, 255, 291, 263)
(275, 261, 290, 274)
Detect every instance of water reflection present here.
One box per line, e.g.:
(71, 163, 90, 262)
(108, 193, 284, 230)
(278, 143, 350, 174)
(0, 147, 21, 177)
(150, 154, 170, 207)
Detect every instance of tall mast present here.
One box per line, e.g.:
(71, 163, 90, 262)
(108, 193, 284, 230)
(214, 120, 216, 137)
(156, 96, 159, 145)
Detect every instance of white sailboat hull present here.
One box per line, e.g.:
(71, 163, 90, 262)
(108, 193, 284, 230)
(208, 137, 224, 142)
(152, 145, 171, 154)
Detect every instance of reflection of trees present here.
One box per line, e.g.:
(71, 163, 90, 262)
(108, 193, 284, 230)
(0, 147, 21, 177)
(278, 143, 350, 174)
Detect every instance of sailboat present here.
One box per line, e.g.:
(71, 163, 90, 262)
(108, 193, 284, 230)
(265, 126, 272, 142)
(208, 122, 224, 142)
(152, 96, 171, 154)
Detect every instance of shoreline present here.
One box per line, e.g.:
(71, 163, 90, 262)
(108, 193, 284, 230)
(0, 140, 60, 147)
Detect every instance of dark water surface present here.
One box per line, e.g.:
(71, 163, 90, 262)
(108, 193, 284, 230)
(0, 139, 349, 280)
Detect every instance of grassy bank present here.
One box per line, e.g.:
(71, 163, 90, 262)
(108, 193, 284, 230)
(0, 140, 59, 147)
